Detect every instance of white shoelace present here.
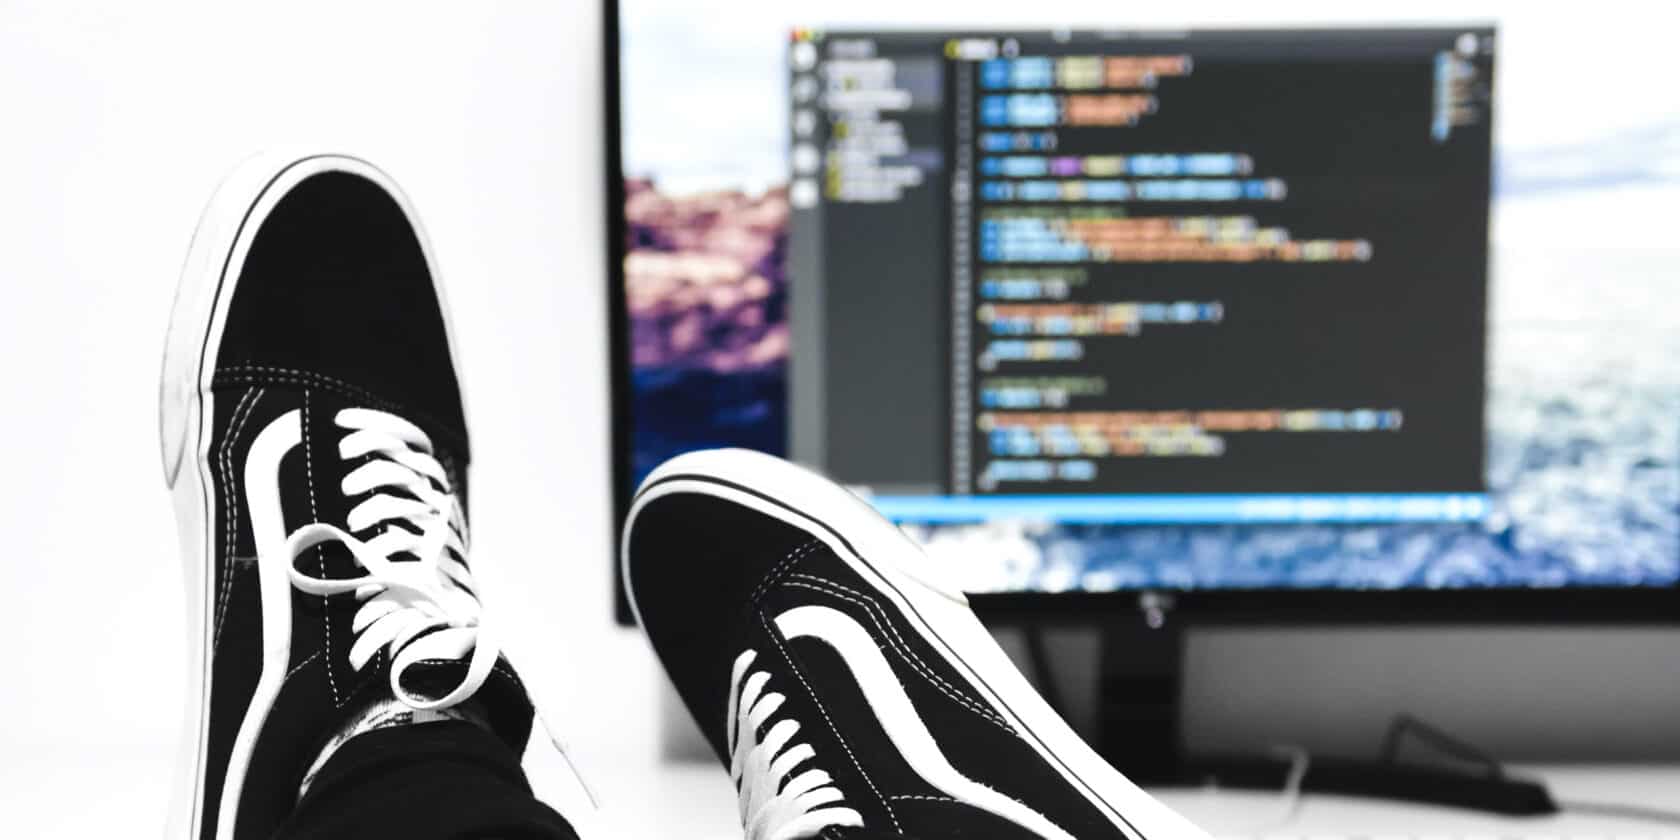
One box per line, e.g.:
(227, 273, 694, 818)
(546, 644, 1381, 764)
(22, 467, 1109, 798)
(729, 650, 864, 840)
(285, 407, 495, 712)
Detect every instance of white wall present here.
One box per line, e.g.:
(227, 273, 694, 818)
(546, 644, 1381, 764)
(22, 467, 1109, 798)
(0, 0, 693, 826)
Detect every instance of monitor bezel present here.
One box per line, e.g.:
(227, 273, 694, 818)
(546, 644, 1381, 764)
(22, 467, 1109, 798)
(602, 0, 1680, 626)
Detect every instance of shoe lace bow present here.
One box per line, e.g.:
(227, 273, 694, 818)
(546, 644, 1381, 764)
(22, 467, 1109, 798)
(284, 408, 495, 711)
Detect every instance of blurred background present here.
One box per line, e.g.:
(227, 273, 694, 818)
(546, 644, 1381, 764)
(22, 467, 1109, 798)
(0, 1, 677, 834)
(1, 1, 1676, 837)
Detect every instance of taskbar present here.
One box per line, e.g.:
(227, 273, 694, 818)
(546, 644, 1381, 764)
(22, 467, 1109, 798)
(866, 492, 1489, 525)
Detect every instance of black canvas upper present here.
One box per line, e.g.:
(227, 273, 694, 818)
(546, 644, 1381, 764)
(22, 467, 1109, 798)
(215, 170, 468, 462)
(191, 168, 527, 839)
(625, 481, 1138, 840)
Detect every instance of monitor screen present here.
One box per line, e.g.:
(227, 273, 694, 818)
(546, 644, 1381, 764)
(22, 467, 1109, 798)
(612, 4, 1680, 597)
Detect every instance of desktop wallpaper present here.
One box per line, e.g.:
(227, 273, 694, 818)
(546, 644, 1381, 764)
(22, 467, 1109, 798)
(617, 1, 1680, 593)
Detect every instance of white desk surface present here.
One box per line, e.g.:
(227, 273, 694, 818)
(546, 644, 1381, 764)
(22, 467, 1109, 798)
(1156, 765, 1680, 836)
(4, 743, 1676, 838)
(562, 754, 1680, 839)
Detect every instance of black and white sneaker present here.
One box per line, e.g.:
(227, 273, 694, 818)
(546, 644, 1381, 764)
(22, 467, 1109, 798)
(623, 449, 1212, 840)
(160, 152, 581, 839)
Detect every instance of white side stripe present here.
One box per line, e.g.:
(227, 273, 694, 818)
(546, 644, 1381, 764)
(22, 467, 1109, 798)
(774, 605, 1078, 840)
(217, 410, 302, 839)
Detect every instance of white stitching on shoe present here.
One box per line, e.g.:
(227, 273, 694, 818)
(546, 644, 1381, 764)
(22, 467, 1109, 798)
(225, 363, 352, 380)
(494, 663, 525, 690)
(219, 365, 399, 409)
(283, 651, 321, 685)
(214, 386, 263, 653)
(750, 539, 824, 605)
(761, 610, 901, 834)
(215, 364, 465, 454)
(301, 390, 341, 706)
(782, 574, 1013, 733)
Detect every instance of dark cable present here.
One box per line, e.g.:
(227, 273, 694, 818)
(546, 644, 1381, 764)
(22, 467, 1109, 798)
(1380, 713, 1505, 777)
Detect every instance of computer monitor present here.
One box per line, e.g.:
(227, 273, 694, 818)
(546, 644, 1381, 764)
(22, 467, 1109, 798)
(606, 4, 1680, 624)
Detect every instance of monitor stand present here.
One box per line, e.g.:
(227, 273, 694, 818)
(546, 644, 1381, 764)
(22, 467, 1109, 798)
(1009, 600, 1559, 815)
(1003, 593, 1187, 784)
(1094, 595, 1186, 784)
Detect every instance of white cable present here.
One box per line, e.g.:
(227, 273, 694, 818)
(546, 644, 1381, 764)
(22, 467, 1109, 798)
(1208, 744, 1311, 836)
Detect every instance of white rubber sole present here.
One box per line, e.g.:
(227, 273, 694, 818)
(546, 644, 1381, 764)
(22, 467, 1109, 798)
(621, 449, 1212, 840)
(158, 151, 468, 840)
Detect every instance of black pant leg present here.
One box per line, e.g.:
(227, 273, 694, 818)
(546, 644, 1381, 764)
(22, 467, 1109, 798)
(272, 720, 581, 840)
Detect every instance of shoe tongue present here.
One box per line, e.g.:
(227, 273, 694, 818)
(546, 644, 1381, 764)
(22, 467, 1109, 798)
(290, 392, 474, 612)
(299, 389, 470, 536)
(397, 657, 534, 753)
